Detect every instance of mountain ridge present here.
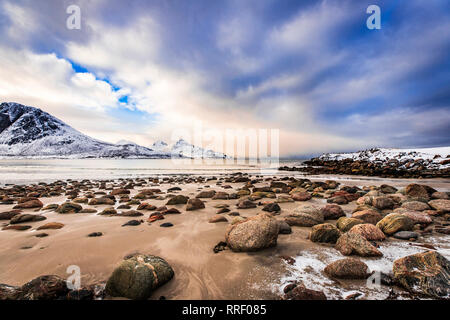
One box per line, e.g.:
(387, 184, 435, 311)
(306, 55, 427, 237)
(0, 102, 226, 159)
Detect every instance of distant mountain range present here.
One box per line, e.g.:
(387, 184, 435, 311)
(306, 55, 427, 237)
(0, 102, 227, 159)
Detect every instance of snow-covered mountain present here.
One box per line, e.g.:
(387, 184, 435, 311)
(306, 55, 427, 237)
(318, 147, 450, 170)
(0, 102, 225, 159)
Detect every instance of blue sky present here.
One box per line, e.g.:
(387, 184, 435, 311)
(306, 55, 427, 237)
(0, 0, 449, 156)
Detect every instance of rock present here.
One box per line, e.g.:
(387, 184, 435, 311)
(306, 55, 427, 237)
(111, 189, 130, 196)
(80, 208, 97, 213)
(2, 225, 32, 231)
(66, 288, 94, 300)
(309, 223, 341, 244)
(348, 224, 385, 241)
(213, 241, 227, 253)
(372, 196, 395, 210)
(336, 217, 364, 232)
(320, 204, 345, 220)
(120, 210, 143, 217)
(88, 197, 115, 205)
(327, 195, 348, 205)
(166, 195, 188, 205)
(212, 192, 230, 200)
(10, 214, 46, 224)
(196, 190, 216, 198)
(400, 211, 432, 226)
(278, 221, 292, 234)
(335, 233, 383, 257)
(283, 285, 327, 300)
(393, 251, 450, 299)
(18, 275, 69, 300)
(393, 231, 419, 240)
(401, 201, 430, 211)
(209, 216, 228, 223)
(237, 199, 257, 209)
(186, 198, 205, 211)
(217, 207, 230, 214)
(352, 210, 383, 225)
(0, 283, 20, 300)
(167, 187, 182, 192)
(56, 202, 82, 214)
(0, 210, 21, 220)
(122, 220, 141, 227)
(428, 199, 450, 213)
(42, 204, 58, 211)
(37, 222, 64, 230)
(105, 254, 174, 300)
(13, 199, 43, 209)
(285, 205, 324, 227)
(431, 192, 449, 200)
(162, 208, 181, 214)
(35, 232, 48, 238)
(160, 222, 173, 227)
(376, 213, 414, 235)
(148, 212, 164, 223)
(262, 202, 281, 213)
(225, 213, 279, 252)
(88, 232, 103, 237)
(291, 192, 312, 201)
(380, 185, 397, 194)
(324, 258, 370, 279)
(137, 203, 157, 210)
(99, 207, 117, 216)
(405, 184, 429, 201)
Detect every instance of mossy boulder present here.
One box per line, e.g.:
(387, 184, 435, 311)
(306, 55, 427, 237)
(336, 217, 364, 232)
(56, 202, 82, 214)
(166, 195, 188, 205)
(309, 223, 341, 244)
(376, 213, 414, 235)
(105, 254, 174, 300)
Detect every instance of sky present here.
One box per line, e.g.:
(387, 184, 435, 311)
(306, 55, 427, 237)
(0, 0, 449, 158)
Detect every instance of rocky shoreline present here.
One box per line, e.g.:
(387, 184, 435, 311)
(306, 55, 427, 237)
(0, 174, 449, 300)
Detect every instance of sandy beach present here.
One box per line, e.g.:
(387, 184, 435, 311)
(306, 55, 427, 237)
(1, 172, 449, 300)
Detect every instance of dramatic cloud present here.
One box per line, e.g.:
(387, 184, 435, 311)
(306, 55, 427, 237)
(0, 0, 448, 156)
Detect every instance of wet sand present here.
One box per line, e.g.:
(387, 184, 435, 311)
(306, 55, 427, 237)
(0, 175, 449, 300)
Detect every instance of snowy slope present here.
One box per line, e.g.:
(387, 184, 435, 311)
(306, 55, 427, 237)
(0, 102, 224, 159)
(319, 147, 450, 170)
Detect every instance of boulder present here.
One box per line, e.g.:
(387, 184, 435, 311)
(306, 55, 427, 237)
(393, 251, 450, 299)
(166, 195, 188, 205)
(405, 184, 429, 201)
(37, 222, 64, 230)
(10, 214, 46, 224)
(262, 202, 281, 213)
(18, 275, 69, 300)
(285, 205, 324, 227)
(376, 213, 414, 235)
(111, 189, 130, 196)
(186, 198, 205, 211)
(291, 192, 312, 201)
(237, 199, 257, 209)
(196, 190, 216, 198)
(348, 224, 385, 241)
(324, 258, 370, 279)
(352, 209, 383, 225)
(13, 199, 43, 209)
(225, 213, 279, 252)
(401, 201, 430, 211)
(428, 199, 450, 213)
(0, 210, 21, 220)
(283, 284, 326, 300)
(320, 204, 345, 220)
(105, 254, 174, 300)
(335, 233, 382, 257)
(120, 210, 144, 217)
(393, 231, 419, 240)
(309, 223, 341, 244)
(400, 211, 432, 226)
(372, 196, 395, 210)
(431, 192, 449, 200)
(56, 202, 82, 214)
(88, 197, 115, 205)
(278, 221, 292, 234)
(327, 195, 348, 205)
(209, 216, 228, 223)
(336, 217, 364, 232)
(212, 192, 229, 200)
